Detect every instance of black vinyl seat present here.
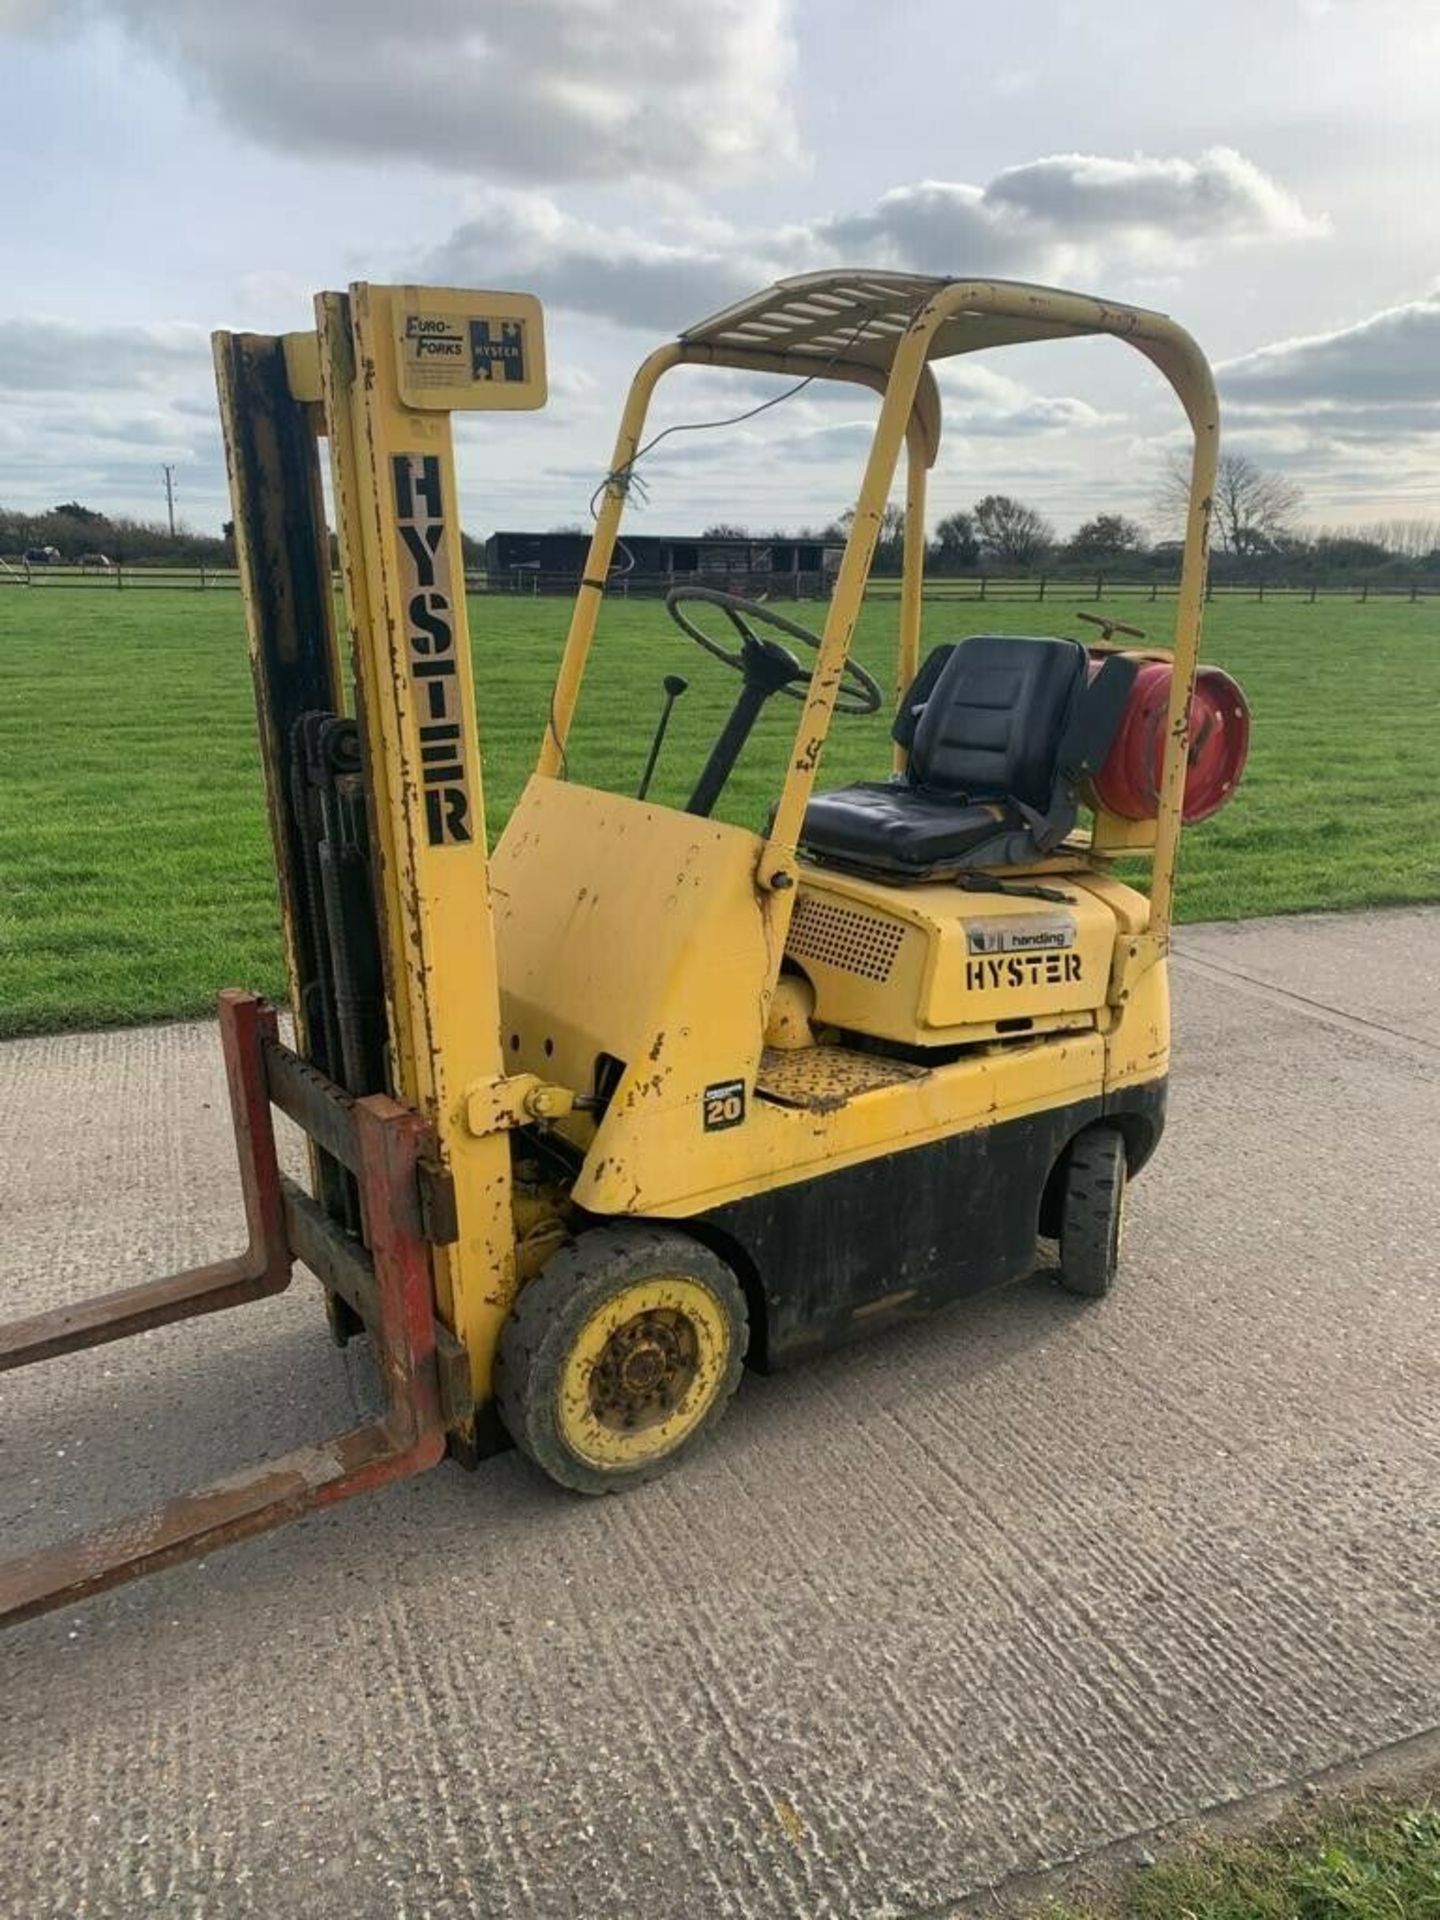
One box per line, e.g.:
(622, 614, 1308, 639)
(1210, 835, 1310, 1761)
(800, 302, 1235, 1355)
(800, 633, 1136, 879)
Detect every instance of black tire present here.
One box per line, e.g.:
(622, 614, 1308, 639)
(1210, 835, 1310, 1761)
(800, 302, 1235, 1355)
(1058, 1126, 1128, 1298)
(495, 1225, 749, 1496)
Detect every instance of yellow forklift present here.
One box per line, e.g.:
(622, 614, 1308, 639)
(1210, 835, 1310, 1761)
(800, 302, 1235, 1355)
(0, 273, 1248, 1624)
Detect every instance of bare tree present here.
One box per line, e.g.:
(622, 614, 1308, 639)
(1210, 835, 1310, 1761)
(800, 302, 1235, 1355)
(973, 494, 1054, 567)
(835, 503, 906, 570)
(874, 503, 906, 569)
(1157, 450, 1302, 555)
(1371, 518, 1440, 559)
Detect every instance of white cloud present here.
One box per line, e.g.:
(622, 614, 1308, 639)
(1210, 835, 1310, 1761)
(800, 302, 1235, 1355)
(981, 148, 1323, 243)
(0, 317, 211, 392)
(934, 361, 1113, 437)
(33, 0, 798, 185)
(1214, 290, 1440, 479)
(1219, 291, 1440, 424)
(0, 390, 225, 514)
(427, 149, 1324, 334)
(425, 196, 769, 333)
(0, 319, 222, 514)
(812, 149, 1319, 278)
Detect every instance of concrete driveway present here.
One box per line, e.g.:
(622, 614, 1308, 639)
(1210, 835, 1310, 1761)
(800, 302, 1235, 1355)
(2, 907, 1437, 1919)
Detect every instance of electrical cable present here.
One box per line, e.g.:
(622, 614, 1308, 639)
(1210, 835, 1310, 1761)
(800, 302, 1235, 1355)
(586, 308, 884, 522)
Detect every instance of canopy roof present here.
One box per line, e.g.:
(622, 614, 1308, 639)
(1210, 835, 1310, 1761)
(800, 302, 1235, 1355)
(679, 270, 1166, 371)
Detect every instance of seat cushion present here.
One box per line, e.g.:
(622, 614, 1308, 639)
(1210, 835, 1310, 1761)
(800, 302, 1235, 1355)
(908, 634, 1086, 808)
(800, 635, 1094, 878)
(800, 781, 1015, 875)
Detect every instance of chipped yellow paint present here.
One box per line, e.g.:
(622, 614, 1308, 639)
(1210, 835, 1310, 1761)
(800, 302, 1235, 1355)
(491, 774, 780, 1202)
(1102, 950, 1171, 1091)
(762, 975, 817, 1051)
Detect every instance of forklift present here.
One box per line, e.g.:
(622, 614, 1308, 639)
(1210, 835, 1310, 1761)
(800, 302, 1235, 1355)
(0, 272, 1249, 1625)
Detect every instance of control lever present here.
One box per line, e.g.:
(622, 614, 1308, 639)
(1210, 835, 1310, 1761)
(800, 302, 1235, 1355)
(637, 673, 688, 801)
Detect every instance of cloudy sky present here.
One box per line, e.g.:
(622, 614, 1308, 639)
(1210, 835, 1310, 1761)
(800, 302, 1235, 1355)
(2, 0, 1438, 539)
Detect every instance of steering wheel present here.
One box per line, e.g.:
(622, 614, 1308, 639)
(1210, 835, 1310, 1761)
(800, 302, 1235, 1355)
(665, 587, 882, 715)
(1076, 609, 1148, 644)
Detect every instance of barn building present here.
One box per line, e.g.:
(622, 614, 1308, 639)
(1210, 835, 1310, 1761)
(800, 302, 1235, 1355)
(482, 531, 840, 595)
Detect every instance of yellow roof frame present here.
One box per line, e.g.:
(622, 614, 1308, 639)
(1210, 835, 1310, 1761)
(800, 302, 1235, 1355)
(539, 272, 1220, 940)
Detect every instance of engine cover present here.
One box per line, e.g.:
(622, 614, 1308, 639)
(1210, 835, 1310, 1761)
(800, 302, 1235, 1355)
(784, 865, 1147, 1047)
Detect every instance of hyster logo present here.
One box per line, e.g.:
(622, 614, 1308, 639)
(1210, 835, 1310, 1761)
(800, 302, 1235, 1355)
(965, 952, 1083, 991)
(471, 319, 525, 383)
(392, 453, 472, 847)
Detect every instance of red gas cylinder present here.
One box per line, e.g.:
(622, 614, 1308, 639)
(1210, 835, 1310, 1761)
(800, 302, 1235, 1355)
(1091, 659, 1251, 824)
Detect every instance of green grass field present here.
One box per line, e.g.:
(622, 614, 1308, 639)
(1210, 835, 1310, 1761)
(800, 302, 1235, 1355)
(1, 588, 1436, 1035)
(1036, 1794, 1440, 1919)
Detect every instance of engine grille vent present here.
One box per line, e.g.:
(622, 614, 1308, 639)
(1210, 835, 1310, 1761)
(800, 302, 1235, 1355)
(786, 896, 906, 982)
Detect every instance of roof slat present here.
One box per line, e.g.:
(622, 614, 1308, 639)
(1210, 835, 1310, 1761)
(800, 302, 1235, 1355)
(678, 270, 1167, 377)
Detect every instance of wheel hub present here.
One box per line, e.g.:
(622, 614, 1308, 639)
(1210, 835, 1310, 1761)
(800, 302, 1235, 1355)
(588, 1308, 699, 1432)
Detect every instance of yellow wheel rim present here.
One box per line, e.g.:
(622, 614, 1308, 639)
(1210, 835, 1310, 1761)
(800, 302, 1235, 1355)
(557, 1276, 731, 1470)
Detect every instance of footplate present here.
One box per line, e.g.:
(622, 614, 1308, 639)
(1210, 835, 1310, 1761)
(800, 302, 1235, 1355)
(0, 991, 453, 1629)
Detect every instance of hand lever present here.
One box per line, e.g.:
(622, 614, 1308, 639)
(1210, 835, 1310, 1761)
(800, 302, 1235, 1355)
(637, 674, 688, 801)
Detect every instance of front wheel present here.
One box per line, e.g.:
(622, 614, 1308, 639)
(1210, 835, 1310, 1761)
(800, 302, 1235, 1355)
(495, 1226, 749, 1495)
(1057, 1127, 1128, 1298)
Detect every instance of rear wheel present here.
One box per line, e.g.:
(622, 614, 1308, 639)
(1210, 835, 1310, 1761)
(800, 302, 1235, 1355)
(495, 1226, 749, 1495)
(1058, 1126, 1128, 1298)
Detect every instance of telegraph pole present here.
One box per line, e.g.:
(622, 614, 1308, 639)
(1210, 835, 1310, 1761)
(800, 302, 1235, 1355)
(162, 464, 176, 538)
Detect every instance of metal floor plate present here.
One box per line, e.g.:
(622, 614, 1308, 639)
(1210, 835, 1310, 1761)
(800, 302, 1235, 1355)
(755, 1044, 929, 1109)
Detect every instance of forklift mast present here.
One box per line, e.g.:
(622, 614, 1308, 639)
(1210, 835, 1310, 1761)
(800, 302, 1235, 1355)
(220, 287, 548, 1449)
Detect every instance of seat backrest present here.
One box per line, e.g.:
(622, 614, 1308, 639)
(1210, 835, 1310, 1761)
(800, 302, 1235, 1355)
(907, 634, 1087, 808)
(891, 643, 955, 749)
